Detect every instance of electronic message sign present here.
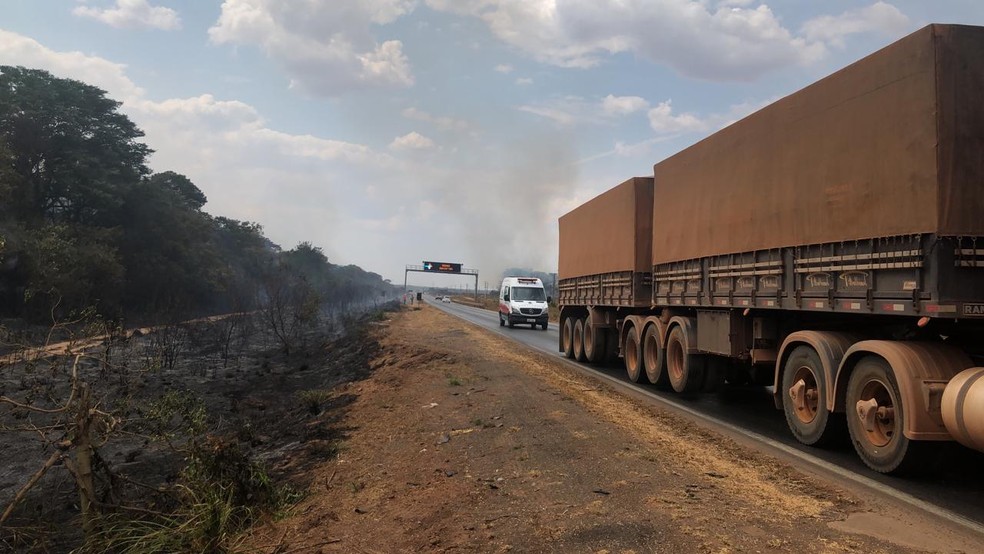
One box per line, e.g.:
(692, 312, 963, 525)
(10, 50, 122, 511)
(422, 261, 462, 274)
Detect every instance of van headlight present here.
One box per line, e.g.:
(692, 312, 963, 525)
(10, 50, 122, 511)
(511, 306, 521, 314)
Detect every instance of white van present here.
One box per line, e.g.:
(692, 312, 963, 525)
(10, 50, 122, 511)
(498, 277, 550, 330)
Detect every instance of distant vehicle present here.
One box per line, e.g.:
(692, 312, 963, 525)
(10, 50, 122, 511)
(499, 277, 549, 330)
(442, 296, 452, 304)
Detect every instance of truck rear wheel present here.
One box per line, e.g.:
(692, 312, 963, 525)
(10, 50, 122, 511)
(561, 317, 574, 358)
(782, 346, 837, 446)
(846, 356, 918, 474)
(624, 325, 645, 382)
(573, 318, 587, 362)
(643, 325, 668, 387)
(666, 326, 705, 393)
(583, 320, 605, 363)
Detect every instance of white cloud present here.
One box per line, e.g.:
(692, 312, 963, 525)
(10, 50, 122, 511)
(515, 77, 533, 86)
(0, 30, 145, 101)
(647, 101, 709, 134)
(389, 131, 436, 151)
(208, 0, 415, 95)
(601, 94, 648, 116)
(646, 97, 773, 136)
(801, 2, 910, 48)
(425, 0, 830, 81)
(494, 63, 514, 73)
(73, 0, 182, 30)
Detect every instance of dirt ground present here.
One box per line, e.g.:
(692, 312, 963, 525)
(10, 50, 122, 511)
(246, 304, 976, 554)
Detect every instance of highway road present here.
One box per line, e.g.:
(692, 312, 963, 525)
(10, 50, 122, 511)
(426, 296, 984, 538)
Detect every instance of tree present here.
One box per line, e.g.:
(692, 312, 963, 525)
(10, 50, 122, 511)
(146, 170, 207, 210)
(119, 174, 218, 315)
(0, 66, 151, 227)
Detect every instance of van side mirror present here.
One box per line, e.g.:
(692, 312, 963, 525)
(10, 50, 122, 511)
(547, 296, 552, 304)
(503, 293, 510, 301)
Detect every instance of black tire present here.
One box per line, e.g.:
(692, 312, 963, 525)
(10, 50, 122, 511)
(846, 356, 924, 474)
(583, 320, 605, 364)
(643, 325, 667, 387)
(573, 318, 587, 362)
(541, 321, 548, 330)
(562, 317, 574, 358)
(499, 313, 505, 327)
(624, 325, 644, 382)
(666, 326, 705, 393)
(781, 346, 840, 446)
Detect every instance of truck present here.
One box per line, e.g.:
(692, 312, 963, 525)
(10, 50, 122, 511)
(557, 23, 984, 474)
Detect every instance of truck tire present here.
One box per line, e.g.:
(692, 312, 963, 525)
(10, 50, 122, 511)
(643, 325, 668, 387)
(573, 318, 587, 362)
(562, 317, 574, 358)
(541, 321, 548, 330)
(624, 325, 645, 382)
(782, 346, 839, 446)
(846, 356, 930, 474)
(583, 320, 605, 363)
(666, 326, 705, 393)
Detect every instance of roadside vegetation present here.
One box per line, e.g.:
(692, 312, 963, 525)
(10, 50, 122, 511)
(0, 65, 401, 551)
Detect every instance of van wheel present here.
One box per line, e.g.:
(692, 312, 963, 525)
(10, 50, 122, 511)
(499, 313, 504, 327)
(541, 321, 548, 330)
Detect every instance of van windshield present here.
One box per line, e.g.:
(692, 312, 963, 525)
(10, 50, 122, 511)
(511, 286, 545, 301)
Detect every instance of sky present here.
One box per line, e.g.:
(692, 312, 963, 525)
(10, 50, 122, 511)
(2, 1, 983, 289)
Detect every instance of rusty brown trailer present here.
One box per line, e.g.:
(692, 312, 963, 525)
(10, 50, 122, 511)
(558, 176, 653, 308)
(652, 24, 984, 265)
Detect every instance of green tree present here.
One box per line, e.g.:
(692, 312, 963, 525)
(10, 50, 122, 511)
(0, 66, 151, 227)
(119, 174, 218, 314)
(147, 170, 207, 210)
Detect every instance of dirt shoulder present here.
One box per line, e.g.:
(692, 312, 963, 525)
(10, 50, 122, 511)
(249, 305, 972, 553)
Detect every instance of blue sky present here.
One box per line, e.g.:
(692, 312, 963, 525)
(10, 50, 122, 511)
(2, 1, 983, 288)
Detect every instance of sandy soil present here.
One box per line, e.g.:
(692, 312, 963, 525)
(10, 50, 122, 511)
(246, 304, 969, 554)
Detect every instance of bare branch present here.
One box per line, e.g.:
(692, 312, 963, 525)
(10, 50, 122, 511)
(0, 450, 62, 525)
(0, 354, 81, 414)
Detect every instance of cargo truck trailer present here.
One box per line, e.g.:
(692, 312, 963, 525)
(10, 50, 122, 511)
(557, 24, 984, 474)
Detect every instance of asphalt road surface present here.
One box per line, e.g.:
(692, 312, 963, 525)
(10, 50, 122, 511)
(426, 296, 984, 536)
